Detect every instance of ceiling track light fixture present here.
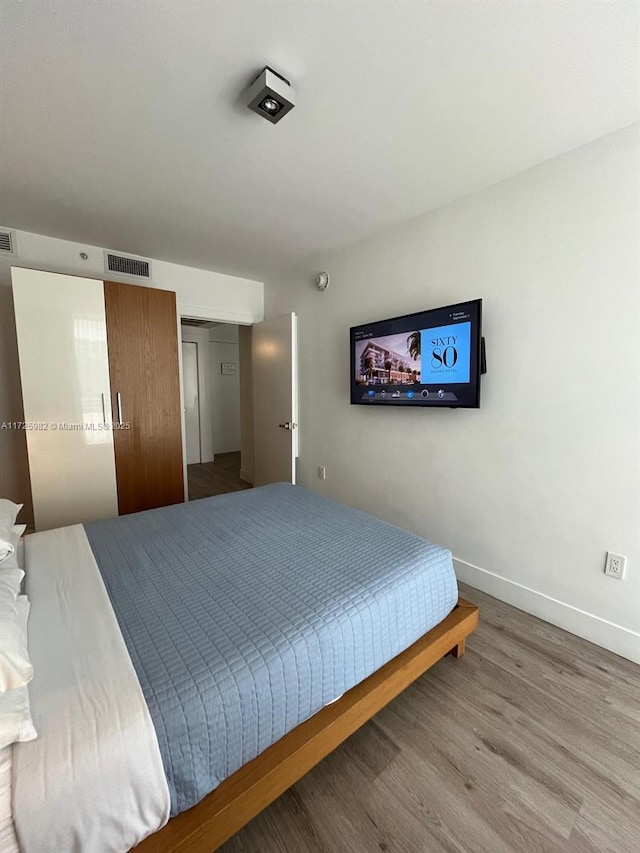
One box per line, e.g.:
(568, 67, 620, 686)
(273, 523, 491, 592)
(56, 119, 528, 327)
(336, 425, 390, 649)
(246, 66, 296, 124)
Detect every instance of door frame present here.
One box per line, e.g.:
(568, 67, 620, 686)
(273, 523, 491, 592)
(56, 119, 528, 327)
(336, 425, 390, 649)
(179, 316, 255, 500)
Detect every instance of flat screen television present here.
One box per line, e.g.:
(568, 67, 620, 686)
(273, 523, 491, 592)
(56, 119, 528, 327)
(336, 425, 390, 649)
(350, 298, 483, 408)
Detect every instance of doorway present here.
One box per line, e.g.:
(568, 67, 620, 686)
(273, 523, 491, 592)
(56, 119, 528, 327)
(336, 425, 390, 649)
(186, 454, 250, 500)
(181, 320, 252, 500)
(182, 341, 201, 465)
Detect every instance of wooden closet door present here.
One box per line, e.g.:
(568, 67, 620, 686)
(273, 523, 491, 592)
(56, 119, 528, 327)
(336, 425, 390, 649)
(104, 281, 184, 514)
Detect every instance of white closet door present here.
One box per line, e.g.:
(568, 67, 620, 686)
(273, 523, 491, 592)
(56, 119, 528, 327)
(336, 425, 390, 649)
(12, 268, 118, 530)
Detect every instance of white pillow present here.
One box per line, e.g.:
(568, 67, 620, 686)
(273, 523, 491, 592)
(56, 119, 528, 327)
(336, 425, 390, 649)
(0, 526, 26, 599)
(0, 501, 23, 563)
(0, 597, 36, 749)
(0, 568, 24, 599)
(0, 525, 26, 573)
(0, 745, 18, 851)
(0, 500, 22, 526)
(0, 593, 33, 693)
(0, 684, 37, 750)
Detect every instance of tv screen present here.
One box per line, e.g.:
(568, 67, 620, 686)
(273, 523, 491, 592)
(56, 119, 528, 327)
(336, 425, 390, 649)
(350, 299, 483, 408)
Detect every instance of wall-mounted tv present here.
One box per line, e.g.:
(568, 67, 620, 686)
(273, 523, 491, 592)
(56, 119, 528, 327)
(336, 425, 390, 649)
(350, 299, 483, 408)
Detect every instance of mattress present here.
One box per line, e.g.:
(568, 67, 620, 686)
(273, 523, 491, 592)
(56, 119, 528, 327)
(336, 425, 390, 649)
(84, 482, 458, 816)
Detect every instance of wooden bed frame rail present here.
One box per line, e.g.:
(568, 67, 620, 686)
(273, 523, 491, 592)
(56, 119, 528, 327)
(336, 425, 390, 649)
(134, 597, 479, 853)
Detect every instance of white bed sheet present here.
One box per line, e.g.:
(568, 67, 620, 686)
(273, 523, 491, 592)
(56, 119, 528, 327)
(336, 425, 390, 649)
(12, 524, 170, 853)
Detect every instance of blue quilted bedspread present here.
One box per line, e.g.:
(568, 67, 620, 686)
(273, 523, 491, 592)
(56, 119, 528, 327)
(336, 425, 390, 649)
(84, 483, 457, 815)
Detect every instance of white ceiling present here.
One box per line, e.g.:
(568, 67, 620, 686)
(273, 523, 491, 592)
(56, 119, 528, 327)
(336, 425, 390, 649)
(1, 1, 638, 280)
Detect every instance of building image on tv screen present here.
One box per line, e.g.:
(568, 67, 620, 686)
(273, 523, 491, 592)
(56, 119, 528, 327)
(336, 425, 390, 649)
(354, 332, 421, 385)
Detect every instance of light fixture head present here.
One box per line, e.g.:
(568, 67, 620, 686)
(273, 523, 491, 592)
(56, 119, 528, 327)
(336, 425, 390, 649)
(246, 66, 295, 124)
(315, 272, 330, 292)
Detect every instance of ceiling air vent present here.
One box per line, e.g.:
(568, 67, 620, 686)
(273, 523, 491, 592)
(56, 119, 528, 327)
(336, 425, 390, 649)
(104, 250, 151, 280)
(0, 228, 17, 258)
(181, 319, 211, 327)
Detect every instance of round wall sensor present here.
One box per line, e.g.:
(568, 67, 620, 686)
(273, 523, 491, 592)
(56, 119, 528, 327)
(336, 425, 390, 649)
(315, 272, 330, 292)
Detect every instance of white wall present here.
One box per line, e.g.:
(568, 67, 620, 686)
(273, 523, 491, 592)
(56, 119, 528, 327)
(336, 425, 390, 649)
(265, 125, 640, 662)
(0, 229, 263, 521)
(180, 326, 214, 464)
(208, 324, 241, 455)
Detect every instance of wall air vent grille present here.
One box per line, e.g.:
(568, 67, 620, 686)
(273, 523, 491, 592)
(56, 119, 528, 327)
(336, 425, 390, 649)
(105, 251, 151, 279)
(181, 318, 211, 327)
(0, 229, 17, 256)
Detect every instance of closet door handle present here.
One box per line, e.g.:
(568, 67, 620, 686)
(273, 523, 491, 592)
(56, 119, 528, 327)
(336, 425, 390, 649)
(101, 393, 107, 423)
(116, 392, 123, 425)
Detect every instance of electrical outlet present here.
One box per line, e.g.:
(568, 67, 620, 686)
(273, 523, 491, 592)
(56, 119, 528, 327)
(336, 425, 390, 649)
(604, 552, 627, 579)
(318, 466, 326, 480)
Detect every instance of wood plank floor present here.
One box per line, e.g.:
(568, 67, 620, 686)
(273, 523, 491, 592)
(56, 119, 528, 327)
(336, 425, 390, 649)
(220, 583, 640, 853)
(187, 452, 251, 500)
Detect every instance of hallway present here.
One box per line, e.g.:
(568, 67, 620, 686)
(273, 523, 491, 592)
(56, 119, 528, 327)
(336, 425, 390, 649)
(187, 452, 252, 500)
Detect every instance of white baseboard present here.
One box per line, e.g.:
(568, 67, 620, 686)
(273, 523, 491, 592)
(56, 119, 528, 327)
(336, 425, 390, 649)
(240, 469, 254, 485)
(453, 558, 640, 665)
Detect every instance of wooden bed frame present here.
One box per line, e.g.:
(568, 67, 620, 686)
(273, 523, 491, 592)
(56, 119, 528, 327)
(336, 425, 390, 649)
(134, 598, 479, 853)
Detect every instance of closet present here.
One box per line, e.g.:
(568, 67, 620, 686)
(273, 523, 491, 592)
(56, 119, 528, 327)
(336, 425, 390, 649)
(12, 267, 184, 531)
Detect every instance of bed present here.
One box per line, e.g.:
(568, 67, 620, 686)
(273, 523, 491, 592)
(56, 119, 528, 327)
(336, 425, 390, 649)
(10, 483, 478, 853)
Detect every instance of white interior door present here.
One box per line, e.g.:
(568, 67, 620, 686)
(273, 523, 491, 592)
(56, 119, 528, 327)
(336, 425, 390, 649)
(252, 312, 298, 486)
(181, 341, 201, 465)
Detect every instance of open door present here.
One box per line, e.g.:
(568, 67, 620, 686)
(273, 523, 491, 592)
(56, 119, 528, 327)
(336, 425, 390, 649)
(252, 312, 298, 486)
